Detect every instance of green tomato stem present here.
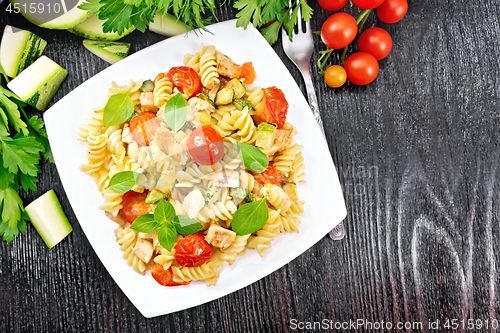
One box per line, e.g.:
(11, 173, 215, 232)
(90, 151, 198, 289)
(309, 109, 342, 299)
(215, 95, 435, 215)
(341, 46, 348, 66)
(357, 10, 371, 34)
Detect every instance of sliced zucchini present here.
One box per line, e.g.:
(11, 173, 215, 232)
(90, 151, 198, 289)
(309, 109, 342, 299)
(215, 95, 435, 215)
(7, 55, 67, 111)
(224, 78, 246, 99)
(82, 40, 130, 65)
(145, 189, 167, 204)
(149, 12, 189, 37)
(69, 14, 136, 41)
(196, 111, 211, 125)
(196, 93, 215, 107)
(0, 25, 47, 78)
(25, 190, 72, 248)
(215, 88, 234, 106)
(11, 0, 91, 29)
(140, 80, 154, 92)
(255, 122, 277, 150)
(233, 98, 255, 114)
(230, 187, 249, 200)
(204, 186, 220, 205)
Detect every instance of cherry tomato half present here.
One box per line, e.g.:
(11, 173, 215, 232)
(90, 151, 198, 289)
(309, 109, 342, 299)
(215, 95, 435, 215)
(352, 0, 385, 10)
(255, 87, 289, 129)
(251, 164, 281, 186)
(240, 62, 257, 84)
(376, 0, 408, 23)
(358, 27, 393, 60)
(318, 0, 349, 11)
(129, 111, 161, 146)
(187, 126, 224, 166)
(344, 52, 380, 85)
(321, 13, 358, 50)
(174, 234, 213, 267)
(324, 65, 347, 88)
(151, 261, 190, 286)
(119, 191, 150, 224)
(167, 66, 201, 98)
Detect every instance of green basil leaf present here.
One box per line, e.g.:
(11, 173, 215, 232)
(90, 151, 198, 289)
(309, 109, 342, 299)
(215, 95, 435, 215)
(231, 197, 269, 235)
(103, 92, 134, 127)
(130, 214, 157, 233)
(157, 223, 178, 251)
(164, 93, 187, 134)
(154, 199, 177, 224)
(106, 171, 140, 193)
(174, 215, 203, 235)
(237, 142, 269, 173)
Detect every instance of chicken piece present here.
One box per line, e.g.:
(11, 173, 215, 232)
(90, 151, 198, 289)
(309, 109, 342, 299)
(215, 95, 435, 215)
(184, 189, 205, 219)
(169, 140, 189, 165)
(138, 232, 155, 240)
(140, 92, 159, 112)
(211, 170, 240, 188)
(106, 212, 128, 227)
(261, 128, 293, 157)
(154, 124, 175, 155)
(121, 123, 133, 144)
(216, 51, 242, 78)
(205, 224, 236, 251)
(133, 237, 154, 264)
(187, 96, 216, 114)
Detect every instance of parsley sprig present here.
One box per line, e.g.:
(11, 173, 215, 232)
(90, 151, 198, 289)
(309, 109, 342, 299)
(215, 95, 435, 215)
(0, 66, 54, 243)
(78, 0, 313, 45)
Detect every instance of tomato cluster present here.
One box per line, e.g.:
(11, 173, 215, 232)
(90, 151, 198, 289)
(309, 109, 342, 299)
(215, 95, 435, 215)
(319, 0, 408, 87)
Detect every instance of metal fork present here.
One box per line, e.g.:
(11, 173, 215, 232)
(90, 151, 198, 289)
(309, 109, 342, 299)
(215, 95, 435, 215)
(281, 2, 346, 241)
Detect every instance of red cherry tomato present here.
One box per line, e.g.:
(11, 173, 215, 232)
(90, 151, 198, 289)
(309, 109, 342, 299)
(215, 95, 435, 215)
(150, 261, 190, 286)
(352, 0, 385, 10)
(167, 66, 201, 98)
(119, 191, 150, 224)
(251, 164, 281, 185)
(240, 62, 257, 84)
(321, 13, 358, 50)
(255, 87, 289, 129)
(344, 52, 380, 85)
(174, 234, 213, 267)
(318, 0, 348, 11)
(187, 126, 224, 166)
(324, 65, 347, 88)
(129, 111, 161, 146)
(358, 27, 393, 60)
(376, 0, 408, 23)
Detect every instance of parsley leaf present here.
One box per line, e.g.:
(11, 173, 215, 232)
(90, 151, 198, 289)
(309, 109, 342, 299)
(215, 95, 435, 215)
(0, 92, 28, 136)
(0, 187, 28, 242)
(260, 20, 282, 45)
(78, 0, 103, 14)
(18, 173, 38, 192)
(234, 0, 262, 28)
(1, 137, 43, 176)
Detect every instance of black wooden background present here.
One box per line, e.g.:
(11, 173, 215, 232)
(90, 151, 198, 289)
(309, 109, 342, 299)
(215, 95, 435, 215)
(1, 0, 500, 332)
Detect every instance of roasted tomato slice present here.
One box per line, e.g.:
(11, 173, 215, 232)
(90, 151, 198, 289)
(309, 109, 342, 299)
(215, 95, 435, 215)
(167, 66, 201, 98)
(174, 234, 213, 267)
(187, 126, 224, 166)
(129, 111, 161, 146)
(150, 261, 190, 286)
(251, 164, 281, 185)
(119, 191, 150, 224)
(239, 62, 257, 84)
(255, 87, 289, 128)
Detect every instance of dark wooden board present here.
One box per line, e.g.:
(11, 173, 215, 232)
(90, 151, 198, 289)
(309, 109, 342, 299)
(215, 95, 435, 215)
(1, 0, 500, 332)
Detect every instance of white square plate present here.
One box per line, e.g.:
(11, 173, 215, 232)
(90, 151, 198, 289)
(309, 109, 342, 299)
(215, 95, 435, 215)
(44, 19, 347, 318)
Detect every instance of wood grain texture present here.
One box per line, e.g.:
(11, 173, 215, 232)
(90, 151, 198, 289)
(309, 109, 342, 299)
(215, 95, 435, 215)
(1, 0, 500, 332)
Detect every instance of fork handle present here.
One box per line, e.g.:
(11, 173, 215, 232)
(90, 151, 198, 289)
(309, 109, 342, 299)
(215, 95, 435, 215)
(303, 75, 326, 140)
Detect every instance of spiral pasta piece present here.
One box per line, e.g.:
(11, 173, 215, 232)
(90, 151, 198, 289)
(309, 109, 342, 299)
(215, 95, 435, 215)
(232, 107, 257, 143)
(246, 210, 281, 256)
(199, 44, 220, 89)
(172, 262, 215, 282)
(77, 103, 104, 141)
(153, 76, 174, 107)
(104, 125, 125, 156)
(279, 214, 301, 233)
(198, 201, 238, 222)
(273, 139, 302, 177)
(80, 132, 108, 175)
(218, 234, 250, 265)
(245, 86, 264, 109)
(261, 184, 292, 214)
(115, 227, 147, 275)
(183, 52, 200, 73)
(289, 153, 306, 183)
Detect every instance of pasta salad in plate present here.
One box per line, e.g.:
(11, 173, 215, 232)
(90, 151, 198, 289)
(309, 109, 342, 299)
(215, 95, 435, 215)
(77, 44, 306, 287)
